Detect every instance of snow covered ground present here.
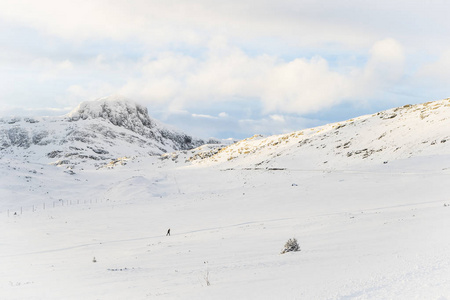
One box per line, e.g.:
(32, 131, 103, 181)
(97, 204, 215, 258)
(1, 152, 450, 299)
(1, 98, 449, 299)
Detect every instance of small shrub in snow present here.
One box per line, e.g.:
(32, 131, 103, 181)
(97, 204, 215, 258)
(281, 238, 300, 254)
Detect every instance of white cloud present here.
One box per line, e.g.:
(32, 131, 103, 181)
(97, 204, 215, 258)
(361, 38, 405, 90)
(416, 49, 450, 83)
(260, 56, 355, 114)
(116, 39, 405, 115)
(31, 58, 74, 81)
(58, 60, 73, 70)
(192, 113, 217, 119)
(237, 115, 319, 137)
(0, 105, 73, 117)
(3, 35, 406, 119)
(65, 83, 116, 104)
(0, 0, 445, 52)
(0, 0, 447, 139)
(270, 115, 285, 122)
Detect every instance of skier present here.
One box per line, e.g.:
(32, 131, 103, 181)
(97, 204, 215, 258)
(166, 228, 171, 236)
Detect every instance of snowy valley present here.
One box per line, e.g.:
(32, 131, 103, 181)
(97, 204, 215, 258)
(1, 97, 450, 299)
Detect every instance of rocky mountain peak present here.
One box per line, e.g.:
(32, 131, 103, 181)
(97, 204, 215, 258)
(0, 96, 209, 166)
(67, 96, 154, 131)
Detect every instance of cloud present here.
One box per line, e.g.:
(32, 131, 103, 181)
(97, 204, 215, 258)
(0, 30, 407, 121)
(407, 49, 450, 101)
(117, 38, 405, 115)
(0, 0, 445, 52)
(1, 0, 448, 141)
(31, 58, 74, 81)
(361, 38, 405, 90)
(270, 115, 285, 122)
(416, 49, 450, 84)
(0, 105, 73, 117)
(160, 106, 321, 139)
(66, 83, 116, 102)
(192, 113, 217, 119)
(260, 56, 355, 114)
(237, 115, 320, 137)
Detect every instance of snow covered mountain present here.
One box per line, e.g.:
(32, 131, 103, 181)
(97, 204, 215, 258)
(1, 97, 449, 171)
(0, 96, 210, 167)
(182, 98, 450, 169)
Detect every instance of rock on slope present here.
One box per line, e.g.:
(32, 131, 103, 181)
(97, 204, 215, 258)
(188, 98, 450, 169)
(0, 96, 208, 167)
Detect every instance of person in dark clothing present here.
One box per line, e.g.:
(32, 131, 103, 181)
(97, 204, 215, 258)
(166, 228, 171, 236)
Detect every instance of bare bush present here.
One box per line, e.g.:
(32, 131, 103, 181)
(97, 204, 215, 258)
(281, 238, 300, 254)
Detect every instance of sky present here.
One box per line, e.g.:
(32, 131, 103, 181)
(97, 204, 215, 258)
(1, 0, 450, 139)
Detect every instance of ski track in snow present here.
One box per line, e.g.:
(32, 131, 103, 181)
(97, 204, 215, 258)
(0, 217, 297, 258)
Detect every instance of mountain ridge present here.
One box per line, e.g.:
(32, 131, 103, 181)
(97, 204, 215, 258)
(172, 98, 450, 170)
(0, 96, 210, 168)
(1, 97, 449, 171)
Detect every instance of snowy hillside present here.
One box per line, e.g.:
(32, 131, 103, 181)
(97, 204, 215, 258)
(1, 98, 450, 299)
(185, 99, 450, 169)
(0, 96, 209, 168)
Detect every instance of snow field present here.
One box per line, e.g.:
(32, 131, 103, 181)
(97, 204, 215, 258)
(1, 155, 450, 299)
